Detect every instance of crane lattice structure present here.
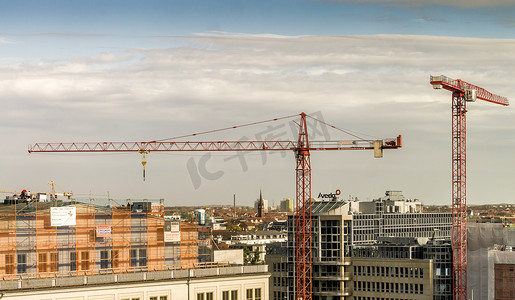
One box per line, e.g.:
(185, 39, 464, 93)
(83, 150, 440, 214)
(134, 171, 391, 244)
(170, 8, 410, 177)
(29, 112, 402, 300)
(430, 75, 509, 300)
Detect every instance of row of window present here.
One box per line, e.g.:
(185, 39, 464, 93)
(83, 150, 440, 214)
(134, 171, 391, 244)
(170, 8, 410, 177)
(272, 262, 287, 273)
(354, 265, 424, 278)
(197, 292, 214, 300)
(272, 277, 288, 286)
(382, 217, 451, 224)
(121, 297, 167, 300)
(272, 291, 287, 300)
(382, 213, 451, 219)
(197, 288, 261, 300)
(355, 296, 421, 300)
(4, 249, 148, 274)
(354, 281, 424, 295)
(382, 226, 450, 232)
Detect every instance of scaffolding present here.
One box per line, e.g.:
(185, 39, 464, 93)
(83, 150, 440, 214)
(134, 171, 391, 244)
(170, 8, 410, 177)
(0, 198, 171, 280)
(180, 222, 198, 269)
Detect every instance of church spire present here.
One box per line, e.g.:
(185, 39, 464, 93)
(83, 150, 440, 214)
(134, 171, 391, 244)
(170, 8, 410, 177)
(257, 190, 264, 218)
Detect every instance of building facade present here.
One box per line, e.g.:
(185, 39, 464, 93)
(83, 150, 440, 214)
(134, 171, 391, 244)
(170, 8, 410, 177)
(0, 265, 269, 300)
(0, 199, 212, 280)
(280, 199, 294, 213)
(277, 191, 452, 300)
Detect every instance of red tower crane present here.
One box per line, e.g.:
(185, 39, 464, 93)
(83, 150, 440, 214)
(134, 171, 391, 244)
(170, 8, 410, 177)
(28, 112, 402, 300)
(430, 76, 509, 300)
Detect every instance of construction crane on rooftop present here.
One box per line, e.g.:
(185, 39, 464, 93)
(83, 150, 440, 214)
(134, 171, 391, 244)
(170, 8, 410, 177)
(430, 75, 509, 300)
(28, 112, 402, 300)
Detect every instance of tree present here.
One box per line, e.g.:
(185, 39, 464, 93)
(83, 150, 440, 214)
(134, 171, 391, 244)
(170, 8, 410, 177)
(243, 246, 260, 265)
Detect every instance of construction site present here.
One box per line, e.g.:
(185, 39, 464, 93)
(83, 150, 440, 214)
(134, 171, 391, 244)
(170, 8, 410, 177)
(0, 195, 213, 280)
(6, 75, 512, 300)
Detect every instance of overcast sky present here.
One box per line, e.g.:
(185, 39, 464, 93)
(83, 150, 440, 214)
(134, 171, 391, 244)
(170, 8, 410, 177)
(1, 0, 514, 207)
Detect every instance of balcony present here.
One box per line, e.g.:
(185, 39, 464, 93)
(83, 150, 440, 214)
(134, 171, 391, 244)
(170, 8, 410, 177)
(313, 258, 351, 266)
(312, 271, 353, 281)
(312, 287, 352, 297)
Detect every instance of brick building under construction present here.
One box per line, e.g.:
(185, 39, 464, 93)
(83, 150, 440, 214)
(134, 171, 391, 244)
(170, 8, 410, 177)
(0, 198, 212, 280)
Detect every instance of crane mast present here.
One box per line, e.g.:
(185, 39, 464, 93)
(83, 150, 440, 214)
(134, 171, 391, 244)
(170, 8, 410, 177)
(29, 112, 402, 300)
(295, 113, 312, 300)
(430, 75, 509, 300)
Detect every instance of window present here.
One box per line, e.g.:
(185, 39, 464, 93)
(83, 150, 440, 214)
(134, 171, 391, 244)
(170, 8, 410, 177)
(223, 290, 238, 300)
(5, 254, 14, 274)
(17, 254, 26, 274)
(38, 253, 48, 272)
(131, 249, 138, 267)
(255, 288, 261, 300)
(100, 250, 110, 269)
(50, 252, 58, 272)
(139, 249, 147, 266)
(113, 250, 119, 269)
(80, 251, 90, 270)
(130, 249, 147, 267)
(150, 297, 167, 300)
(70, 252, 76, 271)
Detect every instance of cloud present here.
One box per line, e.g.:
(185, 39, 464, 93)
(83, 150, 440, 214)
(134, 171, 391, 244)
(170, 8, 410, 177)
(316, 0, 515, 8)
(414, 16, 448, 23)
(2, 32, 116, 38)
(0, 37, 14, 44)
(193, 31, 304, 39)
(1, 34, 514, 206)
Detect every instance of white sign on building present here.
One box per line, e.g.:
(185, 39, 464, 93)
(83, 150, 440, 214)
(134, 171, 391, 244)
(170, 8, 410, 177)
(164, 220, 180, 242)
(50, 206, 76, 226)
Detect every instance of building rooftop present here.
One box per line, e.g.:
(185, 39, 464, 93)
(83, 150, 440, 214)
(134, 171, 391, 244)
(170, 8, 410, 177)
(311, 200, 347, 214)
(0, 265, 268, 292)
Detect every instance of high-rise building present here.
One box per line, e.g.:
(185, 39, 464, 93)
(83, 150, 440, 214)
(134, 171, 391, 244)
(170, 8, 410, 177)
(280, 199, 294, 212)
(275, 191, 452, 300)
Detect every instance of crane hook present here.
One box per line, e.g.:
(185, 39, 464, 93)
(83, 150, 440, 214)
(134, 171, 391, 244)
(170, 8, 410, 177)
(139, 150, 150, 181)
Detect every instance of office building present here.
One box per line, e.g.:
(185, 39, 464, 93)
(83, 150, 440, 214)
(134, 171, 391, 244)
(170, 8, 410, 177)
(280, 199, 294, 212)
(277, 191, 452, 300)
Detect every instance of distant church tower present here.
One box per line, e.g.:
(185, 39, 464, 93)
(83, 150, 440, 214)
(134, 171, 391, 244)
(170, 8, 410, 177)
(257, 190, 265, 218)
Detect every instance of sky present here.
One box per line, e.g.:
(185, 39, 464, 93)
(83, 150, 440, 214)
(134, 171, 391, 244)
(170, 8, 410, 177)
(1, 0, 514, 207)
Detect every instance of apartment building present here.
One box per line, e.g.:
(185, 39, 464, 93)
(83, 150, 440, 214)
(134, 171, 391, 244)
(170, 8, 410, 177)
(0, 199, 211, 279)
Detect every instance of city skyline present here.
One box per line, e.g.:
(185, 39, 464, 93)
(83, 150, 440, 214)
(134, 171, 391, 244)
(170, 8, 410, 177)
(1, 0, 514, 206)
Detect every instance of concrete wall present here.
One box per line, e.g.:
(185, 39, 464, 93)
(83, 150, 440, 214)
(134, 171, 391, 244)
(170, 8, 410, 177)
(214, 249, 244, 265)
